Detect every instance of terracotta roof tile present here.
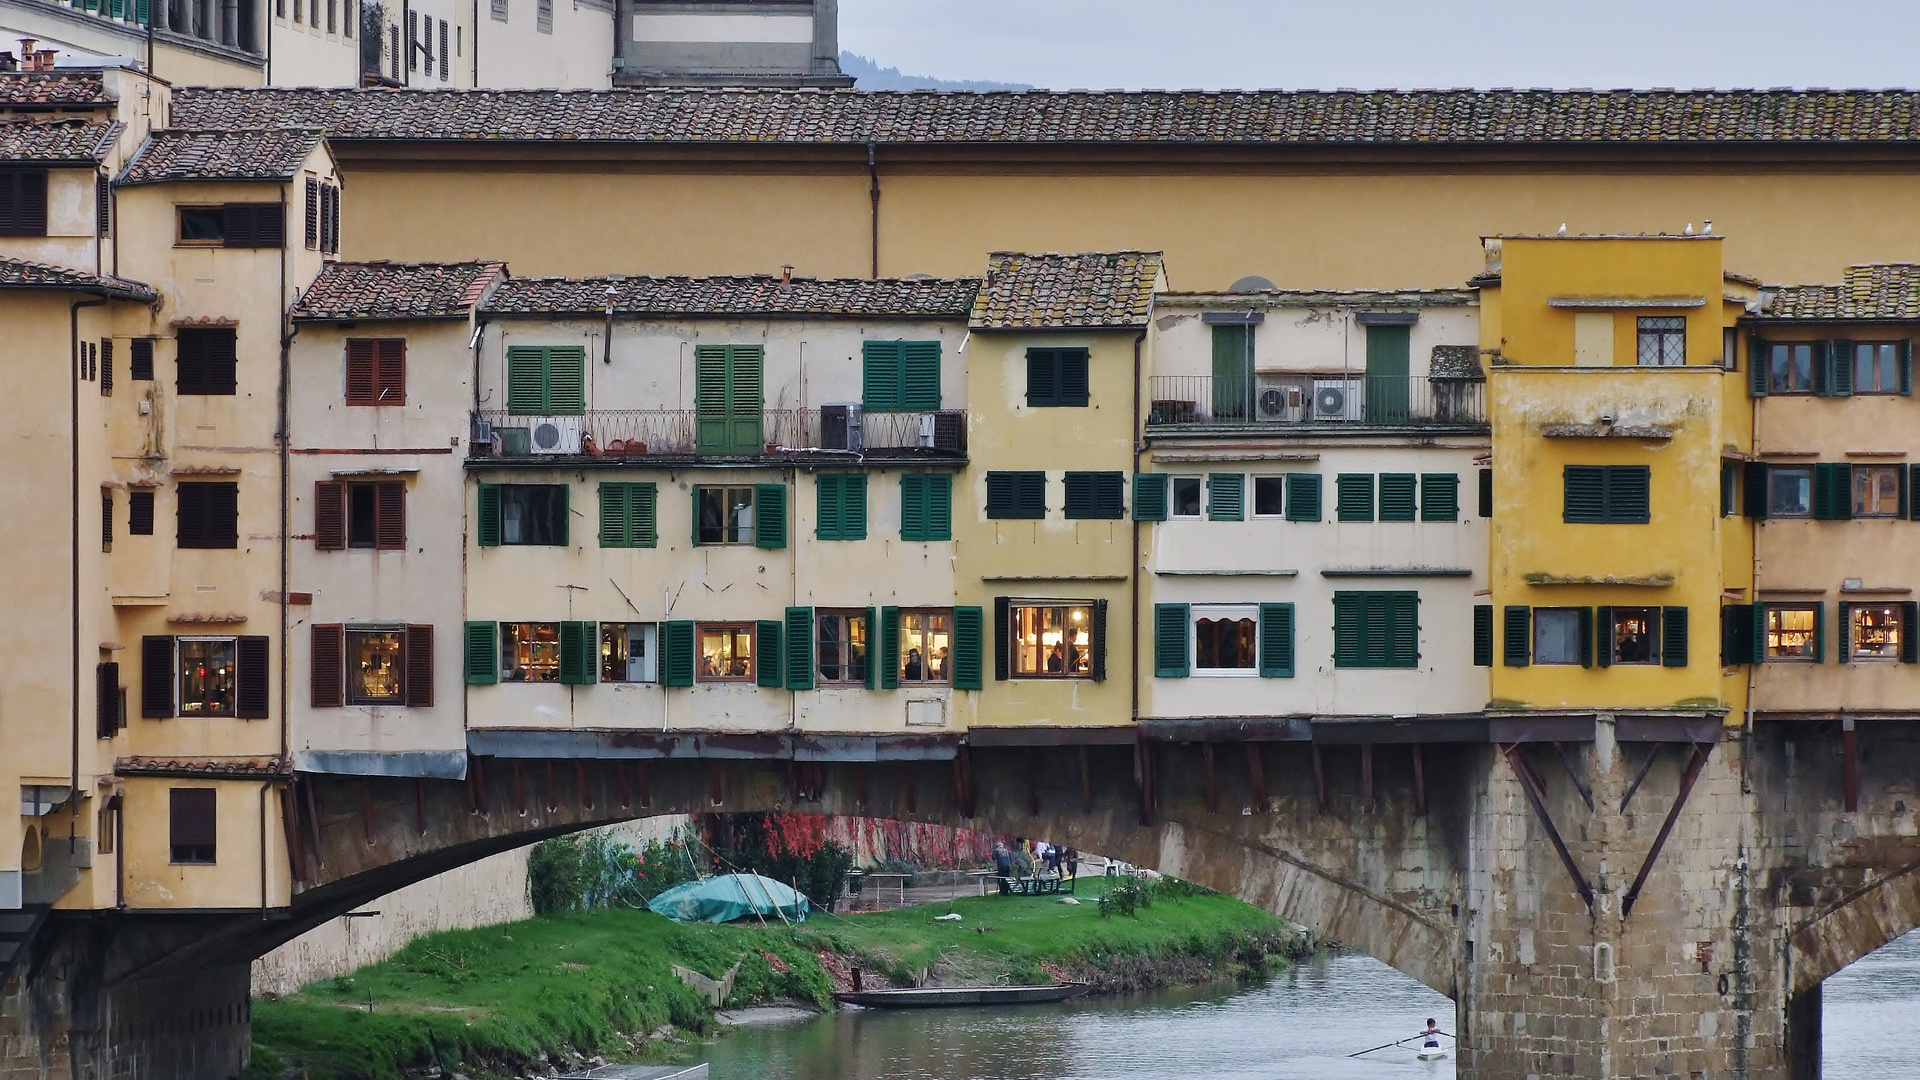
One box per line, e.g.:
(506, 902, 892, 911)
(114, 756, 291, 778)
(0, 256, 155, 301)
(482, 273, 980, 319)
(117, 128, 323, 186)
(0, 71, 108, 107)
(1762, 264, 1920, 321)
(292, 260, 506, 320)
(0, 117, 119, 162)
(970, 251, 1163, 331)
(169, 87, 1920, 146)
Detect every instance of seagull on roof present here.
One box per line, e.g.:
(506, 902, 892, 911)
(1558, 223, 1567, 236)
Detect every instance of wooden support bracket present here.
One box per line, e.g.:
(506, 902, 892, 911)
(1245, 743, 1270, 814)
(513, 761, 525, 816)
(1134, 739, 1156, 826)
(953, 747, 976, 819)
(304, 778, 323, 868)
(1026, 755, 1041, 817)
(1412, 744, 1426, 817)
(415, 778, 427, 837)
(1079, 746, 1093, 813)
(1360, 743, 1374, 814)
(1203, 742, 1220, 814)
(635, 760, 651, 809)
(618, 760, 633, 809)
(1503, 743, 1595, 911)
(1842, 716, 1859, 813)
(1312, 743, 1328, 813)
(707, 761, 725, 807)
(544, 760, 558, 812)
(576, 760, 592, 811)
(1621, 741, 1713, 918)
(466, 753, 488, 815)
(361, 781, 376, 847)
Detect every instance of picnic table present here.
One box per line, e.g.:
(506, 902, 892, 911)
(986, 873, 1073, 897)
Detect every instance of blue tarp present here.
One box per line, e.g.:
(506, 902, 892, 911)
(646, 873, 811, 924)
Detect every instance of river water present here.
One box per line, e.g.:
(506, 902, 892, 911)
(689, 929, 1920, 1079)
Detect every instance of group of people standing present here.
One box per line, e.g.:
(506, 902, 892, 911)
(990, 837, 1078, 884)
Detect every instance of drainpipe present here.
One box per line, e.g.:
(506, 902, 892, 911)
(72, 294, 110, 846)
(1130, 328, 1145, 727)
(867, 143, 879, 280)
(276, 182, 295, 913)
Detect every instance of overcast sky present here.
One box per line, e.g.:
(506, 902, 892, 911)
(840, 0, 1920, 91)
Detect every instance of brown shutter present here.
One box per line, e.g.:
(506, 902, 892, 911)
(141, 636, 173, 718)
(314, 481, 345, 550)
(304, 178, 320, 249)
(168, 788, 216, 861)
(405, 625, 434, 707)
(375, 482, 406, 550)
(345, 340, 376, 404)
(96, 661, 121, 737)
(311, 624, 344, 708)
(208, 481, 238, 547)
(376, 339, 406, 404)
(236, 635, 270, 718)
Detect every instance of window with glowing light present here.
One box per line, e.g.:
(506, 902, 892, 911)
(177, 637, 238, 716)
(1009, 603, 1093, 678)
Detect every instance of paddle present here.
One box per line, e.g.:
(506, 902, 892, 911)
(1348, 1030, 1455, 1057)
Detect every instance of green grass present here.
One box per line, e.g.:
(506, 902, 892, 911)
(250, 877, 1301, 1080)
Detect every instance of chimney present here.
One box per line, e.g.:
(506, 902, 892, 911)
(35, 49, 56, 71)
(19, 39, 37, 69)
(781, 265, 793, 285)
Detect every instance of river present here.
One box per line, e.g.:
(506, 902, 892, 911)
(688, 928, 1920, 1079)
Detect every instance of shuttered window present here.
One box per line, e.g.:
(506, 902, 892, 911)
(181, 203, 283, 248)
(314, 480, 405, 550)
(129, 338, 154, 380)
(1420, 474, 1460, 522)
(862, 340, 942, 411)
(176, 327, 238, 396)
(1661, 606, 1689, 668)
(1812, 462, 1853, 521)
(598, 482, 658, 547)
(1336, 474, 1375, 522)
(1153, 603, 1190, 678)
(1478, 468, 1493, 518)
(952, 606, 986, 690)
(1026, 347, 1090, 407)
(168, 788, 217, 864)
(1133, 473, 1168, 521)
(176, 482, 238, 549)
(477, 484, 568, 546)
(658, 621, 695, 687)
(815, 473, 868, 540)
(900, 473, 952, 541)
(784, 607, 815, 690)
(141, 636, 173, 717)
(1503, 606, 1531, 666)
(559, 621, 597, 685)
(305, 178, 320, 249)
(1473, 605, 1494, 667)
(754, 483, 788, 549)
(693, 345, 764, 454)
(1332, 591, 1420, 669)
(311, 624, 345, 707)
(464, 622, 498, 684)
(986, 471, 1046, 519)
(505, 345, 586, 415)
(1206, 473, 1244, 521)
(236, 635, 270, 718)
(1285, 474, 1322, 522)
(1063, 472, 1125, 519)
(95, 660, 123, 738)
(0, 169, 49, 236)
(345, 339, 406, 405)
(1258, 603, 1295, 678)
(100, 339, 113, 397)
(1378, 473, 1417, 521)
(1563, 465, 1651, 524)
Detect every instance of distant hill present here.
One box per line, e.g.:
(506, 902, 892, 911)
(840, 52, 1031, 92)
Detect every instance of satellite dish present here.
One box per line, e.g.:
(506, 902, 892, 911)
(1228, 275, 1277, 293)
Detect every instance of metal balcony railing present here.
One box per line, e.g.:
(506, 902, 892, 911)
(471, 408, 967, 459)
(1146, 374, 1486, 428)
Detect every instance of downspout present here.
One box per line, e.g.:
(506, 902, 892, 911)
(276, 181, 295, 913)
(471, 0, 479, 85)
(867, 143, 879, 280)
(1129, 328, 1145, 728)
(401, 0, 411, 85)
(72, 294, 110, 846)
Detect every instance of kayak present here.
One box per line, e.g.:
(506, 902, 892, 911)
(1416, 1044, 1449, 1060)
(835, 983, 1090, 1008)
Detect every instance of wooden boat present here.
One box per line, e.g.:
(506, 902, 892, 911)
(834, 983, 1090, 1009)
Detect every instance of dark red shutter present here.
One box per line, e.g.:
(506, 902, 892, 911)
(375, 482, 406, 549)
(405, 625, 434, 707)
(236, 635, 270, 718)
(345, 340, 376, 404)
(141, 636, 173, 718)
(311, 625, 344, 708)
(376, 339, 405, 404)
(314, 481, 345, 550)
(168, 788, 216, 861)
(96, 661, 121, 737)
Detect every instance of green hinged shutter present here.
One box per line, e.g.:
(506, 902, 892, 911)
(1387, 593, 1420, 667)
(1420, 474, 1459, 522)
(1749, 338, 1769, 397)
(1286, 474, 1322, 521)
(1564, 466, 1606, 523)
(1258, 603, 1295, 678)
(1837, 602, 1854, 664)
(754, 483, 787, 549)
(1206, 473, 1244, 521)
(559, 621, 595, 685)
(925, 474, 952, 540)
(1378, 473, 1417, 522)
(599, 483, 628, 546)
(1503, 606, 1531, 667)
(1812, 602, 1826, 663)
(1608, 466, 1651, 523)
(1091, 598, 1108, 683)
(1744, 462, 1770, 520)
(505, 346, 585, 414)
(756, 620, 783, 688)
(1133, 473, 1168, 521)
(1813, 463, 1853, 521)
(1578, 607, 1595, 668)
(464, 621, 498, 684)
(862, 340, 902, 411)
(1662, 607, 1688, 667)
(1336, 474, 1374, 521)
(993, 597, 1010, 681)
(903, 341, 941, 411)
(1154, 603, 1190, 678)
(863, 607, 879, 689)
(1595, 607, 1613, 668)
(1332, 593, 1363, 667)
(899, 474, 927, 540)
(1472, 605, 1493, 667)
(477, 484, 502, 547)
(695, 345, 765, 454)
(1903, 602, 1919, 663)
(785, 607, 814, 690)
(1901, 340, 1913, 396)
(952, 606, 984, 690)
(878, 607, 900, 689)
(1829, 340, 1854, 397)
(662, 621, 696, 687)
(817, 474, 864, 540)
(1721, 605, 1756, 666)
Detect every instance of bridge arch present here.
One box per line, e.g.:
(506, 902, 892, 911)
(1790, 858, 1920, 995)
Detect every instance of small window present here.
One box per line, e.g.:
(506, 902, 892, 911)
(1636, 317, 1685, 367)
(1532, 608, 1585, 665)
(341, 480, 404, 548)
(1770, 343, 1815, 395)
(1331, 591, 1420, 669)
(600, 623, 658, 683)
(1192, 606, 1257, 675)
(345, 339, 406, 406)
(177, 204, 283, 248)
(1849, 604, 1903, 661)
(178, 637, 238, 716)
(816, 610, 870, 684)
(536, 0, 552, 32)
(1765, 605, 1819, 661)
(1608, 607, 1661, 665)
(490, 0, 506, 21)
(0, 169, 50, 237)
(1769, 467, 1813, 518)
(1853, 465, 1903, 518)
(346, 629, 404, 704)
(176, 327, 238, 396)
(696, 486, 756, 545)
(168, 788, 217, 864)
(1062, 472, 1124, 520)
(129, 489, 155, 535)
(176, 481, 239, 549)
(500, 622, 561, 682)
(1009, 603, 1094, 678)
(900, 610, 952, 685)
(101, 490, 113, 552)
(1252, 476, 1285, 517)
(1563, 465, 1651, 524)
(500, 485, 567, 546)
(1852, 343, 1902, 395)
(984, 472, 1046, 520)
(129, 338, 155, 380)
(698, 623, 755, 682)
(1170, 477, 1202, 518)
(1025, 348, 1090, 407)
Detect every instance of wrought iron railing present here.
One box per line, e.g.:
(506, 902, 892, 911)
(1146, 374, 1486, 427)
(470, 408, 966, 458)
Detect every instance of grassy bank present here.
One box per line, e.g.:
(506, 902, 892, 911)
(249, 876, 1304, 1080)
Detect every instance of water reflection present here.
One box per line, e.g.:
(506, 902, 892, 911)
(1824, 926, 1920, 1080)
(690, 951, 1455, 1080)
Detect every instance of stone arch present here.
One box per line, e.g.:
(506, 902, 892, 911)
(1790, 858, 1920, 994)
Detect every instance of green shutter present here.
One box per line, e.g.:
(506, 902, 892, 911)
(505, 346, 584, 414)
(1595, 607, 1613, 667)
(1091, 598, 1108, 682)
(862, 340, 903, 411)
(662, 621, 696, 687)
(1902, 602, 1919, 663)
(902, 341, 941, 411)
(754, 483, 787, 549)
(900, 474, 927, 540)
(1901, 340, 1913, 397)
(1420, 474, 1459, 522)
(477, 484, 502, 547)
(547, 347, 586, 413)
(1133, 473, 1168, 521)
(1837, 602, 1853, 664)
(559, 621, 595, 685)
(1336, 474, 1374, 521)
(599, 483, 628, 547)
(1063, 473, 1094, 519)
(1503, 606, 1531, 667)
(694, 345, 731, 453)
(1258, 603, 1294, 678)
(1286, 474, 1322, 521)
(1813, 341, 1832, 397)
(952, 606, 984, 690)
(756, 620, 783, 688)
(1206, 473, 1244, 521)
(633, 484, 656, 546)
(1564, 466, 1606, 523)
(785, 607, 814, 690)
(1830, 340, 1854, 397)
(863, 606, 879, 689)
(1578, 607, 1595, 668)
(464, 621, 498, 684)
(1721, 605, 1756, 666)
(134, 0, 149, 22)
(1662, 607, 1688, 667)
(1812, 602, 1825, 663)
(1153, 603, 1189, 678)
(925, 474, 952, 540)
(1749, 338, 1769, 397)
(1744, 461, 1770, 521)
(1473, 605, 1493, 667)
(695, 345, 765, 454)
(817, 474, 844, 540)
(1387, 593, 1420, 668)
(843, 475, 868, 540)
(878, 607, 900, 689)
(1332, 593, 1363, 667)
(1608, 465, 1651, 523)
(1378, 473, 1417, 522)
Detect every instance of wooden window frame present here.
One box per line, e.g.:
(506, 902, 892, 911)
(1851, 341, 1907, 396)
(1768, 343, 1816, 395)
(694, 485, 758, 546)
(1762, 603, 1821, 663)
(499, 622, 562, 683)
(600, 622, 659, 683)
(1768, 466, 1813, 519)
(1251, 475, 1286, 518)
(815, 609, 870, 685)
(1169, 476, 1203, 519)
(343, 626, 408, 705)
(1606, 606, 1663, 666)
(1006, 601, 1096, 679)
(897, 609, 954, 686)
(176, 635, 239, 717)
(1189, 604, 1259, 677)
(696, 622, 756, 683)
(1844, 602, 1905, 663)
(1852, 464, 1905, 519)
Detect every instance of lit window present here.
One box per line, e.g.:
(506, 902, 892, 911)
(1532, 608, 1584, 665)
(1853, 343, 1902, 395)
(1194, 606, 1257, 674)
(1636, 317, 1686, 367)
(599, 623, 657, 683)
(178, 637, 237, 716)
(816, 611, 869, 684)
(347, 629, 404, 703)
(696, 486, 755, 545)
(1009, 603, 1093, 678)
(1849, 605, 1902, 661)
(1608, 607, 1660, 665)
(900, 610, 951, 684)
(1853, 465, 1902, 518)
(1765, 606, 1819, 661)
(1171, 477, 1202, 518)
(698, 624, 755, 682)
(1769, 343, 1815, 394)
(500, 622, 560, 682)
(1769, 467, 1812, 518)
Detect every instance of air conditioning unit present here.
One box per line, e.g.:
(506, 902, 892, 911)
(1254, 374, 1308, 422)
(1312, 378, 1364, 421)
(527, 416, 584, 454)
(821, 404, 863, 451)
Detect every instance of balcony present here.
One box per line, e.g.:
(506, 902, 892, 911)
(470, 408, 967, 463)
(1146, 374, 1486, 430)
